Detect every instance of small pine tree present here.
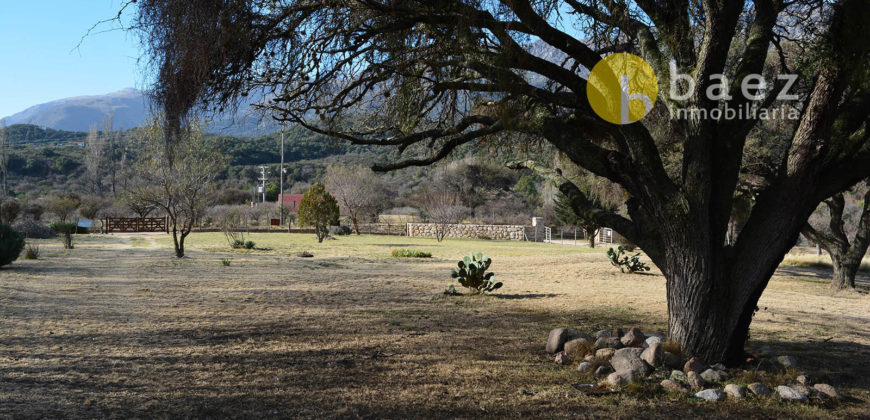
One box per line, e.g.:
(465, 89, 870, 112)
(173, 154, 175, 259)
(297, 183, 340, 242)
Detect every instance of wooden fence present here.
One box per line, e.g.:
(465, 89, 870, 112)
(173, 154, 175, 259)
(104, 217, 169, 233)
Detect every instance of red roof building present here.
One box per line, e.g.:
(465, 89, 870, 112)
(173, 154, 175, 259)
(278, 194, 305, 213)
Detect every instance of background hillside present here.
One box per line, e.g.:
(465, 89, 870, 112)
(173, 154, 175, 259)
(2, 88, 280, 137)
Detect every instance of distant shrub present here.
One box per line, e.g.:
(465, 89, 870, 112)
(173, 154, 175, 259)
(50, 222, 77, 249)
(0, 198, 22, 224)
(328, 225, 352, 236)
(0, 223, 25, 267)
(221, 258, 232, 266)
(231, 239, 245, 249)
(23, 244, 39, 260)
(13, 219, 57, 239)
(391, 248, 432, 258)
(244, 240, 255, 249)
(606, 245, 650, 274)
(450, 252, 501, 294)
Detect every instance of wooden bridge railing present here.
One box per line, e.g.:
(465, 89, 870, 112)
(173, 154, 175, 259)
(104, 217, 169, 233)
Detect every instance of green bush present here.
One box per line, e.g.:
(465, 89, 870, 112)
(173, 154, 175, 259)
(231, 239, 245, 249)
(23, 244, 39, 260)
(606, 245, 650, 274)
(221, 258, 232, 266)
(0, 223, 25, 267)
(391, 248, 432, 258)
(49, 222, 77, 249)
(449, 252, 501, 294)
(244, 240, 255, 249)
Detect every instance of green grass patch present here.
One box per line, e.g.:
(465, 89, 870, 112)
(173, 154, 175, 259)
(391, 248, 432, 258)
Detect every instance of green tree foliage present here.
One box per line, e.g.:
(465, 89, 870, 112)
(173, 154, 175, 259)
(265, 182, 280, 202)
(512, 175, 539, 204)
(297, 183, 339, 243)
(0, 222, 25, 267)
(130, 120, 227, 257)
(554, 191, 615, 248)
(3, 124, 88, 145)
(45, 194, 81, 222)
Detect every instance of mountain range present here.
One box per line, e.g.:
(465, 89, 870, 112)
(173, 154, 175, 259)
(2, 41, 573, 137)
(2, 88, 280, 137)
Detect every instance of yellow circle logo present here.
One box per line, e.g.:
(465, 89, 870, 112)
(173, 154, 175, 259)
(586, 53, 658, 125)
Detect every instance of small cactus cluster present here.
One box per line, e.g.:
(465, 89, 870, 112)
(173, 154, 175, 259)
(449, 252, 502, 294)
(606, 245, 651, 274)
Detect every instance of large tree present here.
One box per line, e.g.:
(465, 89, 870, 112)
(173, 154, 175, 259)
(129, 0, 870, 364)
(131, 121, 226, 257)
(802, 183, 870, 290)
(324, 164, 384, 234)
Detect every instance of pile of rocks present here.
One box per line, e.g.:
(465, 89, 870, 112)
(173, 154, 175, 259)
(546, 327, 841, 403)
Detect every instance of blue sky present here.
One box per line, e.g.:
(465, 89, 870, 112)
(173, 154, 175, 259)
(0, 0, 141, 118)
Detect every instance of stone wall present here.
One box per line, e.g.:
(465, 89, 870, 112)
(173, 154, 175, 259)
(407, 223, 526, 240)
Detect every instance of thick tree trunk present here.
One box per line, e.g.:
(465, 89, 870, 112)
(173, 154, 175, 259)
(351, 215, 360, 235)
(830, 254, 858, 290)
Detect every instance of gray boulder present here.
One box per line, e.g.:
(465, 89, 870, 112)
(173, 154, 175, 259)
(595, 365, 613, 377)
(687, 371, 706, 391)
(577, 362, 593, 373)
(596, 348, 617, 359)
(594, 337, 623, 350)
(747, 382, 771, 396)
(695, 389, 727, 401)
(641, 342, 663, 367)
(644, 335, 664, 348)
(700, 369, 722, 383)
(813, 383, 841, 399)
(724, 384, 747, 399)
(546, 328, 587, 354)
(670, 370, 688, 383)
(776, 385, 808, 402)
(594, 330, 612, 339)
(610, 347, 653, 377)
(661, 379, 689, 393)
(621, 327, 646, 347)
(606, 370, 635, 386)
(554, 351, 569, 365)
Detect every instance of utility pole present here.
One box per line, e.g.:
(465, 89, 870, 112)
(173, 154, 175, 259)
(279, 126, 285, 225)
(258, 165, 269, 203)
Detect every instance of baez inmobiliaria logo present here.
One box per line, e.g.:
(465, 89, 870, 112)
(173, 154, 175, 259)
(586, 53, 800, 125)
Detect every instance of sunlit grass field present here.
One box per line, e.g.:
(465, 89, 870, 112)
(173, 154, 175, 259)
(1, 232, 868, 418)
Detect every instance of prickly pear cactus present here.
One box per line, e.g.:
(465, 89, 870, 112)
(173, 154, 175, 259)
(449, 252, 502, 294)
(606, 245, 650, 274)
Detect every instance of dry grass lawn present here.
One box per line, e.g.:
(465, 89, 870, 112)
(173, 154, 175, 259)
(1, 232, 868, 418)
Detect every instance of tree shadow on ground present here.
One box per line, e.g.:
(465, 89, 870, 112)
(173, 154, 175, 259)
(489, 293, 562, 300)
